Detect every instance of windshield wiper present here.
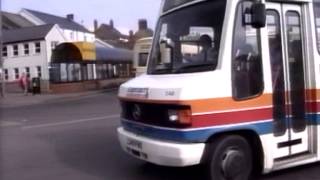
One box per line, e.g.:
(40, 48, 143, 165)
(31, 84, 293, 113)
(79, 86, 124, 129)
(151, 68, 172, 74)
(173, 61, 216, 73)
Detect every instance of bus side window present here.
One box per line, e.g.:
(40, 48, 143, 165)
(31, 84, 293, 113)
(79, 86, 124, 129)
(232, 1, 264, 100)
(314, 0, 320, 51)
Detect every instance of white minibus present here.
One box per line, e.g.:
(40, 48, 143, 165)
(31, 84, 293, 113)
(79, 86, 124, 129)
(118, 0, 320, 179)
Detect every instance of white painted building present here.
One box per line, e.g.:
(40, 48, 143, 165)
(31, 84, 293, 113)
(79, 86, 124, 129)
(2, 9, 133, 93)
(2, 25, 66, 90)
(1, 9, 97, 92)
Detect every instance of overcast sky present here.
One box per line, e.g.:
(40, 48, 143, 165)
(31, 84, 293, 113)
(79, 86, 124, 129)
(2, 0, 162, 34)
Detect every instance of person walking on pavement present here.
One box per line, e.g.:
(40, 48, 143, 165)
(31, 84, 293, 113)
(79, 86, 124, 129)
(19, 72, 29, 95)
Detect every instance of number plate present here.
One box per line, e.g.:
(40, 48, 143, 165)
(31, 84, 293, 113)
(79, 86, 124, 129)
(126, 138, 143, 150)
(127, 88, 148, 98)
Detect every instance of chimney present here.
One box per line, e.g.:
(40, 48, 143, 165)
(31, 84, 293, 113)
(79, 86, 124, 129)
(138, 19, 147, 30)
(94, 19, 98, 31)
(129, 30, 134, 37)
(66, 14, 74, 21)
(110, 19, 114, 29)
(129, 30, 134, 40)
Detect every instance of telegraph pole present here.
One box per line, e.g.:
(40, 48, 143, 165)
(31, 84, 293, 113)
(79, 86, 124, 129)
(0, 0, 5, 97)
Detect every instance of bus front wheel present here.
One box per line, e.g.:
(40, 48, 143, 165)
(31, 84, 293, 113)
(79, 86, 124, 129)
(206, 135, 253, 180)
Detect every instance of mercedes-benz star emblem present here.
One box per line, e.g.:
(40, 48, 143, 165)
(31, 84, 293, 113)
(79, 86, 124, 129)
(132, 104, 142, 121)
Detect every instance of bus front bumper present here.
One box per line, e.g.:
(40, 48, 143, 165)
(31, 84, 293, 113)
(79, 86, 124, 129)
(117, 127, 205, 167)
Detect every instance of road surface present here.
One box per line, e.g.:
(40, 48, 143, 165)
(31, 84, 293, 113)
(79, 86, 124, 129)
(1, 91, 319, 180)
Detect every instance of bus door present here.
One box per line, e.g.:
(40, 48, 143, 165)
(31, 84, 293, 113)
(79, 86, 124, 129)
(266, 3, 311, 159)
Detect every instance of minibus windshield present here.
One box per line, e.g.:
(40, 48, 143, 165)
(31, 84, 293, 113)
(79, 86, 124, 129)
(148, 0, 226, 74)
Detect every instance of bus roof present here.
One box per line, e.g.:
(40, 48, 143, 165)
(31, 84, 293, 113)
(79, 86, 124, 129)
(162, 0, 204, 13)
(161, 0, 313, 15)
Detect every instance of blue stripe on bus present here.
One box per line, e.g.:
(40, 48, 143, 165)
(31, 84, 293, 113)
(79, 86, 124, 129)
(121, 114, 320, 143)
(308, 114, 320, 125)
(122, 114, 320, 142)
(121, 119, 273, 143)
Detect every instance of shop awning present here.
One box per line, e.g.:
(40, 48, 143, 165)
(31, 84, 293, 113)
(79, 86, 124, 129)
(51, 42, 96, 63)
(51, 41, 133, 63)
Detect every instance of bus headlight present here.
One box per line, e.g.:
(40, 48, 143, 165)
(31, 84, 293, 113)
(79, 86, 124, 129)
(168, 108, 192, 125)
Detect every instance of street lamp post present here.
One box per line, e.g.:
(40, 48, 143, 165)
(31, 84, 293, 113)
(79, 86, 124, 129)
(0, 0, 5, 97)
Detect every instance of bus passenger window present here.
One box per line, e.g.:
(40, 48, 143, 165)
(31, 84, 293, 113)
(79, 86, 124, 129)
(232, 1, 264, 100)
(314, 0, 320, 51)
(267, 10, 287, 136)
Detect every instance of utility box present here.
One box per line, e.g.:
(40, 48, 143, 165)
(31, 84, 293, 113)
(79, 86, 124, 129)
(32, 77, 41, 94)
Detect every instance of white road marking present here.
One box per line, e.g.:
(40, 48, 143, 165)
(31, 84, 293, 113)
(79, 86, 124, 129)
(0, 121, 22, 128)
(22, 114, 120, 130)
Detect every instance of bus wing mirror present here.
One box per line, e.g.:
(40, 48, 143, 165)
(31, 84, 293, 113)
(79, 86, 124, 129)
(160, 38, 174, 64)
(251, 3, 266, 28)
(160, 37, 175, 49)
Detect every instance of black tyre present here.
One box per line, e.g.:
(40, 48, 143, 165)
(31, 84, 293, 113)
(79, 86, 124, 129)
(206, 135, 253, 180)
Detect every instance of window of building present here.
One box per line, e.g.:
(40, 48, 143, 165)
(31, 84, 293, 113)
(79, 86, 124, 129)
(2, 46, 8, 57)
(13, 45, 19, 56)
(70, 32, 74, 40)
(51, 41, 59, 50)
(314, 0, 320, 51)
(4, 69, 9, 80)
(232, 1, 264, 100)
(24, 44, 29, 55)
(14, 68, 19, 80)
(60, 64, 67, 82)
(35, 42, 41, 53)
(138, 53, 149, 67)
(87, 64, 94, 80)
(37, 66, 42, 78)
(25, 67, 30, 78)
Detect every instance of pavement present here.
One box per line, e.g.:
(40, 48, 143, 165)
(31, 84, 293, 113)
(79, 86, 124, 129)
(0, 89, 117, 108)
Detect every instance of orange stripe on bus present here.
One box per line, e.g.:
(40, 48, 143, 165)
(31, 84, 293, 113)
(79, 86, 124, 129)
(183, 94, 273, 113)
(120, 94, 273, 113)
(119, 89, 320, 114)
(306, 89, 320, 101)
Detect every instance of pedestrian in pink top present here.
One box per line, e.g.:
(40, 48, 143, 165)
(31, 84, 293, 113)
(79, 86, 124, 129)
(19, 72, 29, 95)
